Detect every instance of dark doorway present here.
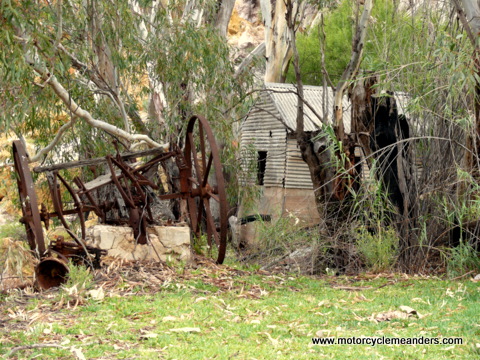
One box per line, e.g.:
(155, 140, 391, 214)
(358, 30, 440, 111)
(257, 151, 267, 185)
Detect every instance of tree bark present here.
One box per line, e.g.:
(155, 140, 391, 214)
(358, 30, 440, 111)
(262, 0, 297, 82)
(215, 0, 236, 37)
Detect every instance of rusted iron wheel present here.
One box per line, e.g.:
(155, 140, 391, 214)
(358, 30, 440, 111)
(12, 140, 46, 256)
(48, 172, 86, 242)
(184, 115, 228, 264)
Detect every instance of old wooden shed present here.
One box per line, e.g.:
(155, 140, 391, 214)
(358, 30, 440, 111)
(239, 83, 411, 229)
(239, 82, 353, 225)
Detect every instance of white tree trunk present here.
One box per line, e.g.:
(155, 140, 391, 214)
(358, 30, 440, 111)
(262, 0, 298, 82)
(215, 0, 236, 37)
(460, 0, 480, 35)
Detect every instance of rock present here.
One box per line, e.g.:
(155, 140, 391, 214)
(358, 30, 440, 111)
(227, 1, 264, 69)
(87, 225, 191, 262)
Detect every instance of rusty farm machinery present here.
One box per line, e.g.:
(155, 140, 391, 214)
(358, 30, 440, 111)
(12, 115, 228, 289)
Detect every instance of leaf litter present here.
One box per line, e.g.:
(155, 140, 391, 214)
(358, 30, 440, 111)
(0, 256, 477, 359)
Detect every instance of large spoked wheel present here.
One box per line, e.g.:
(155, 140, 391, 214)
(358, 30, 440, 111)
(184, 115, 228, 264)
(12, 140, 46, 256)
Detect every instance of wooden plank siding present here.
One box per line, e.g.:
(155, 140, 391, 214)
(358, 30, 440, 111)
(285, 138, 314, 189)
(240, 91, 288, 187)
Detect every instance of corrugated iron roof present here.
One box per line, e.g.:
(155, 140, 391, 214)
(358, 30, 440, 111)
(263, 83, 410, 134)
(264, 82, 352, 133)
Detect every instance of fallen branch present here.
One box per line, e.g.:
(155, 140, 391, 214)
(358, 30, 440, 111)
(450, 270, 475, 281)
(330, 285, 374, 291)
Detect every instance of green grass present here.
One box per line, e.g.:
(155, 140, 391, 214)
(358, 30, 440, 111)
(0, 263, 478, 359)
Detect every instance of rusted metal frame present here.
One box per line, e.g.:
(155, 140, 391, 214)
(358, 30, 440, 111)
(186, 132, 205, 237)
(56, 172, 87, 242)
(106, 156, 135, 208)
(12, 140, 46, 256)
(36, 234, 106, 290)
(158, 193, 185, 200)
(202, 153, 213, 187)
(109, 156, 147, 201)
(42, 206, 98, 219)
(73, 177, 104, 219)
(203, 198, 219, 247)
(48, 172, 87, 243)
(131, 150, 176, 176)
(113, 156, 155, 225)
(48, 172, 70, 231)
(187, 132, 204, 187)
(199, 125, 207, 176)
(33, 147, 166, 173)
(106, 156, 148, 244)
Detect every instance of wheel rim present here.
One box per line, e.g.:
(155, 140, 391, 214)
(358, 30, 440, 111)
(184, 115, 227, 264)
(12, 140, 46, 257)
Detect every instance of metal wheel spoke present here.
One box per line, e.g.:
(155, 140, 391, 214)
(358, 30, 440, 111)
(195, 199, 204, 235)
(188, 132, 203, 184)
(207, 191, 220, 203)
(199, 124, 207, 176)
(202, 152, 213, 187)
(203, 198, 220, 247)
(57, 173, 86, 241)
(50, 174, 69, 230)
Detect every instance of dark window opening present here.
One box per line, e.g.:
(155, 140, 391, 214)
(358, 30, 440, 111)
(269, 131, 272, 137)
(257, 151, 267, 185)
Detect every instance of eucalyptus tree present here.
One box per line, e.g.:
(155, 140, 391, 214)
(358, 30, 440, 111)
(0, 0, 242, 164)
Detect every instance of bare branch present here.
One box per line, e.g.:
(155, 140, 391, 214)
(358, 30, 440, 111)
(29, 116, 77, 163)
(234, 42, 266, 78)
(42, 69, 166, 149)
(459, 0, 480, 37)
(452, 0, 477, 46)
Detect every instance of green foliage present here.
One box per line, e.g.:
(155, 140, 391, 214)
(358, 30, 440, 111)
(0, 222, 26, 241)
(62, 263, 93, 292)
(0, 0, 250, 162)
(447, 242, 480, 278)
(356, 226, 399, 272)
(255, 213, 318, 265)
(286, 0, 354, 85)
(286, 0, 423, 86)
(350, 165, 399, 272)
